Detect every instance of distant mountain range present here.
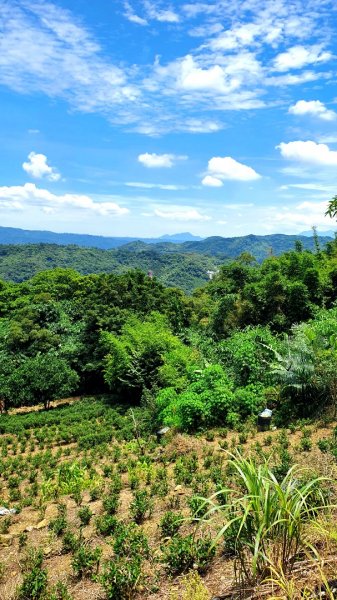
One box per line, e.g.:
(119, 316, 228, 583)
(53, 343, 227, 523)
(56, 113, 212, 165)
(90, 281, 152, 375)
(0, 226, 202, 248)
(0, 227, 335, 293)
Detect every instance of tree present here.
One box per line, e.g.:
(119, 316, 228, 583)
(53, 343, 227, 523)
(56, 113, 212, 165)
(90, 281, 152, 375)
(325, 195, 337, 219)
(9, 353, 79, 410)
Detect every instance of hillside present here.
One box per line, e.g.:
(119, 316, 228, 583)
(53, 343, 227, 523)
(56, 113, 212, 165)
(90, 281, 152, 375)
(0, 232, 333, 293)
(0, 244, 217, 293)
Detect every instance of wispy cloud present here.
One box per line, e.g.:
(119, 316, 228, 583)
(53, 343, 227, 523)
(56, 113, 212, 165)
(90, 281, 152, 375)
(126, 181, 187, 190)
(152, 204, 211, 221)
(0, 0, 335, 134)
(138, 152, 187, 167)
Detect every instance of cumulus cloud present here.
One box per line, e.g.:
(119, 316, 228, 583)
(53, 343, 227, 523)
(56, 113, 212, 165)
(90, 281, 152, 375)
(277, 140, 337, 166)
(273, 45, 331, 71)
(288, 100, 336, 121)
(201, 175, 223, 187)
(202, 156, 261, 185)
(22, 152, 61, 181)
(0, 183, 129, 216)
(153, 205, 211, 221)
(138, 153, 186, 168)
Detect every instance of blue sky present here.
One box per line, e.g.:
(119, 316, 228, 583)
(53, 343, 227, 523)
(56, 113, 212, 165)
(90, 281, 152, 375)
(1, 0, 337, 238)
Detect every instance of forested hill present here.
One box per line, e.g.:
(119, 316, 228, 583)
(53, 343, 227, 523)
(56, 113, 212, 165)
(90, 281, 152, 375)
(0, 232, 333, 292)
(0, 244, 217, 293)
(124, 233, 333, 261)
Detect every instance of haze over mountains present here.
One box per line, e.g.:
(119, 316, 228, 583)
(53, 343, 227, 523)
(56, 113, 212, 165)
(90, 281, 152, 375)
(0, 226, 203, 248)
(0, 225, 334, 249)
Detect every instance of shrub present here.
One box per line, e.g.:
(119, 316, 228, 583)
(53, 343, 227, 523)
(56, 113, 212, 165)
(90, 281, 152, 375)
(113, 523, 150, 559)
(317, 439, 330, 453)
(71, 544, 101, 579)
(95, 514, 119, 537)
(100, 556, 143, 600)
(48, 504, 67, 537)
(299, 437, 312, 452)
(159, 511, 182, 538)
(48, 581, 73, 600)
(169, 571, 210, 600)
(102, 493, 119, 515)
(78, 505, 92, 526)
(62, 530, 80, 554)
(130, 490, 153, 524)
(162, 535, 215, 575)
(17, 548, 48, 600)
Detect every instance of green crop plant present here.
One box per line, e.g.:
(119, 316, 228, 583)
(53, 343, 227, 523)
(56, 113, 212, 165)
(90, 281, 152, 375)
(71, 543, 101, 579)
(204, 453, 329, 584)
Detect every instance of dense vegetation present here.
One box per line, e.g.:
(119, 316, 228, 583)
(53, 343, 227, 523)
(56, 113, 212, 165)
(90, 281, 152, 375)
(0, 231, 334, 293)
(1, 230, 337, 598)
(1, 235, 337, 421)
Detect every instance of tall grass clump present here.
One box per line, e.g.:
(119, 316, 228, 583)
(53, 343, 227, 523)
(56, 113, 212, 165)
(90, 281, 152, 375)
(204, 453, 329, 584)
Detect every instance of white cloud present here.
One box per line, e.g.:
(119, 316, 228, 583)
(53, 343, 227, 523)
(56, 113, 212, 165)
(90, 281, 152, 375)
(201, 175, 223, 187)
(143, 1, 179, 23)
(0, 0, 335, 135)
(0, 2, 139, 113)
(277, 140, 337, 166)
(126, 181, 186, 190)
(289, 100, 336, 121)
(153, 205, 211, 221)
(138, 153, 186, 168)
(123, 2, 148, 25)
(271, 200, 333, 230)
(203, 156, 261, 184)
(273, 45, 331, 72)
(22, 152, 61, 181)
(0, 183, 129, 216)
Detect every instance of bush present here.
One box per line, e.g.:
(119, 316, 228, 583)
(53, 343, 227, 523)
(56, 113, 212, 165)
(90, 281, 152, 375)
(78, 505, 92, 526)
(95, 514, 119, 537)
(130, 490, 153, 524)
(71, 544, 101, 579)
(102, 493, 119, 515)
(113, 523, 150, 559)
(159, 511, 182, 538)
(317, 439, 330, 453)
(48, 504, 67, 536)
(100, 556, 143, 600)
(17, 548, 48, 600)
(162, 534, 215, 575)
(62, 530, 80, 554)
